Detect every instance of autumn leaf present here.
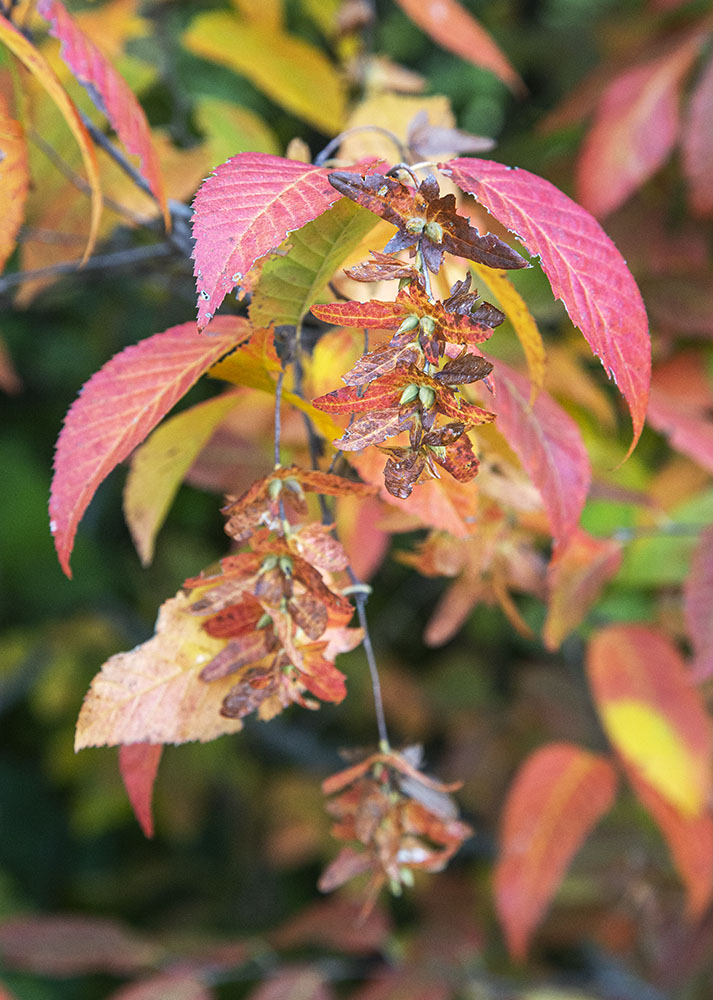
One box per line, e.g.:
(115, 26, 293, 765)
(118, 743, 162, 839)
(468, 263, 545, 400)
(647, 350, 713, 474)
(441, 157, 650, 454)
(494, 743, 618, 960)
(50, 316, 250, 578)
(587, 625, 713, 817)
(249, 197, 378, 329)
(490, 363, 590, 547)
(183, 11, 346, 134)
(0, 12, 101, 263)
(393, 0, 524, 95)
(191, 153, 340, 330)
(684, 526, 713, 681)
(627, 773, 713, 919)
(682, 51, 713, 217)
(576, 33, 703, 219)
(542, 529, 622, 650)
(0, 94, 28, 273)
(123, 393, 242, 567)
(75, 591, 245, 748)
(108, 972, 212, 1000)
(38, 0, 170, 228)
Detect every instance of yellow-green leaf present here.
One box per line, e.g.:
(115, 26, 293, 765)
(194, 96, 279, 165)
(123, 392, 242, 567)
(0, 12, 102, 263)
(183, 11, 346, 135)
(470, 262, 545, 401)
(249, 198, 379, 329)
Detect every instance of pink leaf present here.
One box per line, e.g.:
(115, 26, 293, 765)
(37, 0, 169, 228)
(647, 350, 713, 474)
(685, 526, 713, 681)
(682, 51, 713, 218)
(575, 34, 702, 219)
(192, 153, 340, 330)
(440, 157, 650, 453)
(490, 362, 590, 547)
(494, 743, 617, 960)
(393, 0, 524, 95)
(50, 316, 249, 578)
(119, 743, 163, 839)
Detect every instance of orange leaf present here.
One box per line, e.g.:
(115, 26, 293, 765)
(38, 0, 170, 229)
(576, 33, 702, 219)
(75, 591, 245, 748)
(0, 12, 101, 263)
(587, 625, 713, 817)
(543, 529, 622, 650)
(0, 93, 28, 272)
(50, 316, 250, 577)
(118, 743, 162, 839)
(494, 742, 618, 960)
(393, 0, 524, 95)
(628, 773, 713, 919)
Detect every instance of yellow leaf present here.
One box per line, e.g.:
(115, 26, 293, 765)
(124, 393, 242, 567)
(0, 12, 102, 263)
(603, 699, 705, 817)
(0, 93, 29, 271)
(470, 261, 546, 401)
(194, 97, 279, 166)
(230, 0, 283, 31)
(339, 92, 454, 163)
(184, 12, 346, 135)
(75, 591, 244, 749)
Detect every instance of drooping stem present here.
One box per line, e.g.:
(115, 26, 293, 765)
(315, 125, 408, 166)
(349, 571, 390, 749)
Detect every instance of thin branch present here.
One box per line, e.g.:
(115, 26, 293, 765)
(315, 125, 409, 166)
(0, 242, 175, 293)
(273, 368, 285, 468)
(349, 572, 390, 749)
(80, 112, 156, 203)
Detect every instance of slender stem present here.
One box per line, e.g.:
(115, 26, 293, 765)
(80, 113, 156, 204)
(416, 243, 434, 302)
(0, 242, 175, 293)
(273, 368, 285, 468)
(385, 162, 420, 188)
(315, 125, 409, 166)
(349, 572, 389, 749)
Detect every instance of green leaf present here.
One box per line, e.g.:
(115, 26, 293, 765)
(249, 198, 379, 330)
(183, 11, 346, 134)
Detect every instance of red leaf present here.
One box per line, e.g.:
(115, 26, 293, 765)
(50, 316, 249, 577)
(108, 972, 212, 1000)
(393, 0, 524, 95)
(441, 157, 650, 453)
(118, 743, 162, 839)
(683, 51, 713, 217)
(575, 35, 702, 219)
(37, 0, 169, 228)
(494, 743, 617, 960)
(628, 773, 713, 919)
(311, 298, 405, 329)
(490, 363, 590, 547)
(192, 153, 339, 330)
(685, 526, 713, 681)
(587, 625, 713, 817)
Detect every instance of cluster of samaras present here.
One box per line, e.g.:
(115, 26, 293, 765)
(311, 169, 528, 498)
(183, 466, 372, 720)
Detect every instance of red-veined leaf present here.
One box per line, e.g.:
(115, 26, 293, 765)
(682, 50, 713, 217)
(50, 316, 249, 578)
(587, 625, 713, 817)
(118, 743, 162, 839)
(393, 0, 524, 95)
(494, 743, 617, 960)
(685, 526, 713, 681)
(543, 529, 622, 650)
(441, 157, 650, 454)
(192, 153, 340, 330)
(0, 13, 101, 263)
(311, 298, 406, 329)
(490, 362, 590, 547)
(576, 34, 702, 219)
(628, 773, 713, 919)
(0, 94, 28, 272)
(38, 0, 169, 228)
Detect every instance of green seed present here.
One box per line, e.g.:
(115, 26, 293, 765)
(424, 220, 444, 243)
(419, 386, 436, 408)
(396, 313, 420, 335)
(405, 216, 426, 235)
(400, 383, 420, 405)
